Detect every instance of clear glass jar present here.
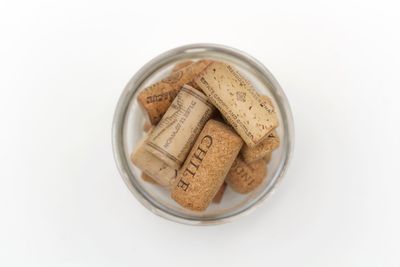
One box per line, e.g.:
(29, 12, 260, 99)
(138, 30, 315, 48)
(112, 44, 294, 225)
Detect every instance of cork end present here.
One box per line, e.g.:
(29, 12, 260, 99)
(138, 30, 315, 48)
(171, 60, 194, 73)
(241, 130, 280, 163)
(171, 192, 209, 211)
(226, 157, 268, 194)
(141, 172, 158, 184)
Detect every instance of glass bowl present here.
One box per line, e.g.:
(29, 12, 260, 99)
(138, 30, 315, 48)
(112, 43, 294, 225)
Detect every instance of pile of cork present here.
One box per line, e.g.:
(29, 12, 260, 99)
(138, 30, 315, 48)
(131, 60, 280, 211)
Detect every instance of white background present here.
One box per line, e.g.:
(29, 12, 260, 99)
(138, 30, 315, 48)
(1, 0, 399, 266)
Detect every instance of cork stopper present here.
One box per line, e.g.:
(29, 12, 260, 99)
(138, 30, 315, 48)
(142, 121, 152, 133)
(226, 156, 268, 194)
(172, 60, 194, 72)
(137, 60, 212, 125)
(212, 182, 227, 204)
(194, 62, 278, 147)
(260, 94, 273, 107)
(130, 139, 177, 187)
(145, 85, 214, 169)
(240, 130, 280, 163)
(172, 60, 215, 91)
(171, 120, 243, 211)
(141, 172, 158, 184)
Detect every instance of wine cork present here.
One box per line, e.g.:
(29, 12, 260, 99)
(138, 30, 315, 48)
(143, 121, 152, 133)
(194, 62, 278, 147)
(226, 157, 268, 194)
(137, 60, 211, 125)
(145, 85, 214, 169)
(141, 172, 158, 184)
(130, 139, 177, 187)
(241, 130, 280, 163)
(212, 182, 227, 204)
(172, 60, 194, 72)
(261, 94, 273, 106)
(171, 120, 243, 211)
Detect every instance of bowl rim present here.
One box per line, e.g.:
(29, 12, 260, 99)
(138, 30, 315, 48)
(112, 43, 295, 225)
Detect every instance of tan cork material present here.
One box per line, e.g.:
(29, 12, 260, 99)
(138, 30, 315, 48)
(194, 62, 278, 147)
(171, 120, 243, 211)
(145, 85, 214, 169)
(137, 60, 212, 125)
(172, 60, 194, 72)
(212, 182, 227, 204)
(241, 130, 280, 163)
(264, 152, 272, 163)
(142, 121, 152, 133)
(131, 139, 177, 187)
(226, 156, 268, 194)
(260, 95, 273, 107)
(141, 172, 158, 184)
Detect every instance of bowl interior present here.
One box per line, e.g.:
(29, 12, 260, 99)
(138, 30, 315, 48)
(113, 45, 293, 224)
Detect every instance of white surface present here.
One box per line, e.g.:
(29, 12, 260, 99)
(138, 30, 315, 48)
(1, 0, 399, 266)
